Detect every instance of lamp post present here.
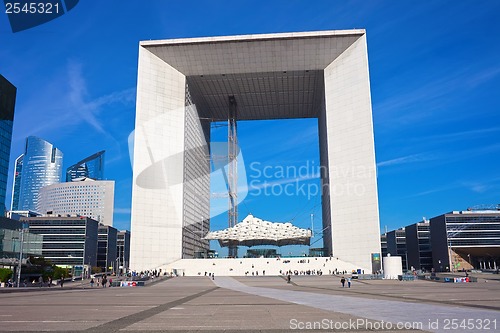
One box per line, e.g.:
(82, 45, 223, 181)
(448, 240, 453, 272)
(16, 224, 26, 288)
(81, 233, 88, 289)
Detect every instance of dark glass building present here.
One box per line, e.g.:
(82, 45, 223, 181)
(97, 224, 117, 272)
(431, 210, 500, 272)
(14, 137, 63, 212)
(117, 230, 130, 274)
(0, 216, 42, 267)
(21, 216, 98, 267)
(386, 228, 408, 270)
(405, 221, 432, 272)
(66, 150, 105, 182)
(0, 75, 16, 214)
(380, 233, 388, 258)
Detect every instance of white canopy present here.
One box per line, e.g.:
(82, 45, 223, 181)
(203, 214, 312, 247)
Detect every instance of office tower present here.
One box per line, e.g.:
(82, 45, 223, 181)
(16, 136, 63, 212)
(0, 75, 16, 214)
(66, 150, 105, 182)
(11, 154, 23, 211)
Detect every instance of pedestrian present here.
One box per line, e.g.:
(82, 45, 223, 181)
(109, 278, 113, 287)
(212, 273, 215, 281)
(287, 274, 291, 284)
(60, 278, 64, 288)
(340, 277, 345, 287)
(347, 277, 351, 288)
(102, 275, 107, 288)
(48, 277, 52, 287)
(90, 278, 94, 288)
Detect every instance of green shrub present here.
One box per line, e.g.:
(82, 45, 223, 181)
(52, 266, 70, 280)
(0, 268, 13, 282)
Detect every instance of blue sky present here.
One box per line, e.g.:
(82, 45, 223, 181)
(1, 1, 499, 255)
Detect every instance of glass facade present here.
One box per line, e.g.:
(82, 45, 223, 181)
(117, 230, 130, 273)
(0, 75, 16, 214)
(416, 224, 433, 270)
(430, 211, 500, 272)
(97, 225, 117, 272)
(0, 217, 42, 265)
(17, 136, 63, 212)
(11, 154, 23, 211)
(380, 233, 388, 258)
(22, 217, 98, 267)
(66, 150, 105, 181)
(446, 214, 500, 247)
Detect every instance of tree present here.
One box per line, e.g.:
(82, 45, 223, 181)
(52, 266, 70, 280)
(92, 266, 102, 274)
(0, 268, 13, 283)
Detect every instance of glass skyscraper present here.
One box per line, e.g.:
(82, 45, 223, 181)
(0, 75, 16, 214)
(13, 136, 63, 212)
(66, 150, 105, 181)
(10, 154, 23, 211)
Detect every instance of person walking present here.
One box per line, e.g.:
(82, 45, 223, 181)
(340, 277, 346, 287)
(347, 277, 352, 288)
(102, 275, 107, 288)
(90, 278, 94, 288)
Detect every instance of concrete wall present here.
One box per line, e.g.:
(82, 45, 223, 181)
(130, 46, 186, 271)
(322, 34, 381, 271)
(162, 257, 360, 277)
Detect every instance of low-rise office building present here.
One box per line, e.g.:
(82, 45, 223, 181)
(117, 230, 130, 274)
(0, 217, 42, 267)
(20, 216, 98, 268)
(97, 224, 117, 272)
(380, 233, 388, 258)
(430, 210, 500, 272)
(405, 221, 432, 272)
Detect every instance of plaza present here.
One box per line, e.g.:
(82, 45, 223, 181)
(0, 274, 499, 332)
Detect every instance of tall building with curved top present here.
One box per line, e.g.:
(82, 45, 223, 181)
(66, 150, 105, 182)
(16, 136, 63, 212)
